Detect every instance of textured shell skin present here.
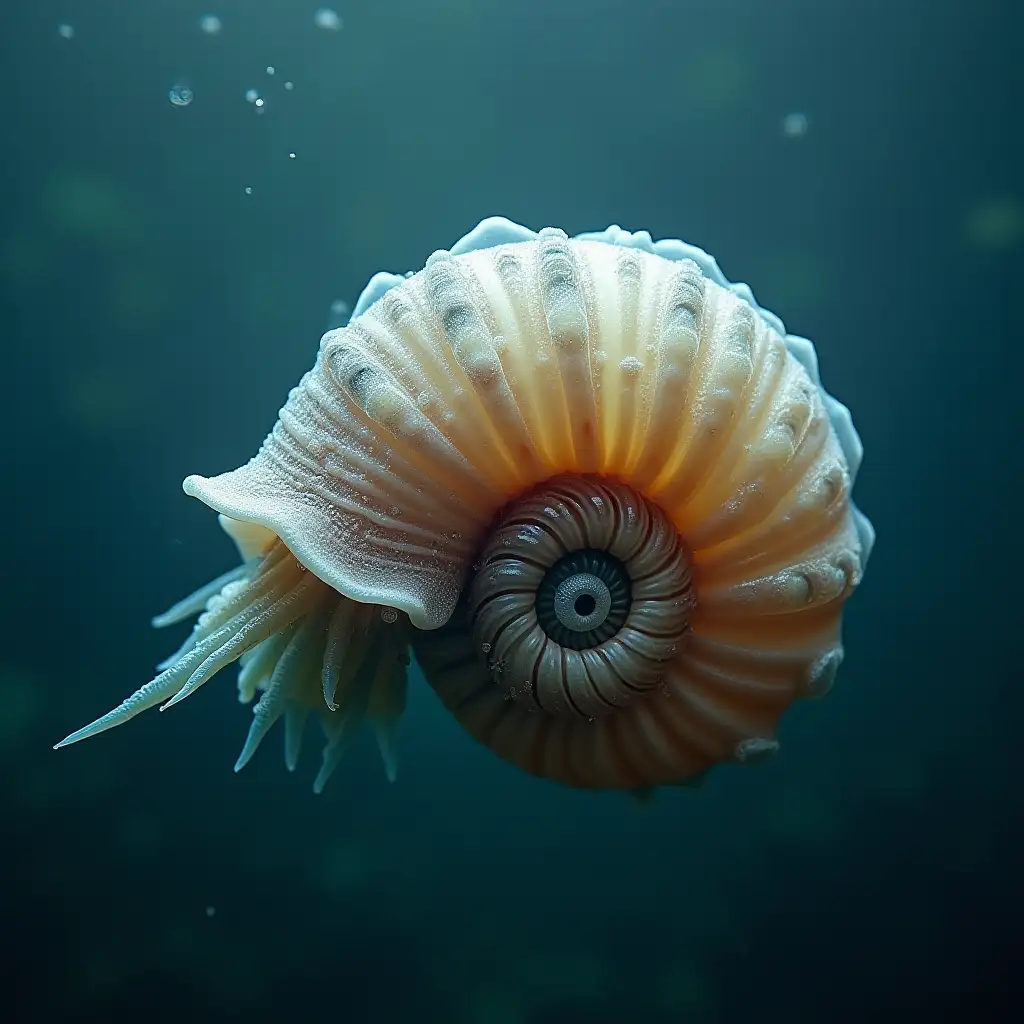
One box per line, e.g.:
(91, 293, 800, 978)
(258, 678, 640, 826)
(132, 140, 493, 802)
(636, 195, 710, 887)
(184, 218, 873, 642)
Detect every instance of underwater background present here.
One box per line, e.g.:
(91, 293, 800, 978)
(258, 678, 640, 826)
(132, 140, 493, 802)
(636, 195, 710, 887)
(1, 1, 1020, 1021)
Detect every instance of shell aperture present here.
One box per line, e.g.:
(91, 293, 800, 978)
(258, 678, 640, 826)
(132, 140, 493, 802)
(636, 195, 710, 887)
(55, 218, 873, 794)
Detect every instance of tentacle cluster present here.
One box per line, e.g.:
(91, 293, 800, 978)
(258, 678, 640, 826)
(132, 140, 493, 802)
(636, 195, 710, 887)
(57, 540, 409, 792)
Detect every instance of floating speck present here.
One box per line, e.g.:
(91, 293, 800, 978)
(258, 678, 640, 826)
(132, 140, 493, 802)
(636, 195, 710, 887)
(284, 80, 294, 91)
(266, 65, 275, 76)
(782, 112, 809, 138)
(205, 905, 216, 917)
(314, 8, 343, 31)
(199, 14, 222, 35)
(244, 186, 252, 195)
(327, 299, 351, 329)
(245, 88, 259, 103)
(254, 97, 265, 114)
(169, 85, 194, 107)
(380, 607, 399, 624)
(288, 151, 296, 159)
(58, 23, 74, 40)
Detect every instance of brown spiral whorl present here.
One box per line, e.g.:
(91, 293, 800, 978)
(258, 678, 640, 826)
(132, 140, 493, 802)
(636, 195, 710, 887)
(467, 476, 695, 720)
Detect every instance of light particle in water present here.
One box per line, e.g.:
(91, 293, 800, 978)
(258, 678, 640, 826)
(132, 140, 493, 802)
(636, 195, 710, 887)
(327, 298, 352, 329)
(314, 8, 343, 31)
(288, 152, 296, 159)
(199, 15, 222, 35)
(266, 65, 275, 76)
(169, 85, 194, 107)
(244, 186, 252, 195)
(254, 98, 265, 114)
(284, 81, 294, 91)
(245, 88, 259, 103)
(205, 905, 216, 917)
(58, 24, 74, 40)
(782, 112, 809, 138)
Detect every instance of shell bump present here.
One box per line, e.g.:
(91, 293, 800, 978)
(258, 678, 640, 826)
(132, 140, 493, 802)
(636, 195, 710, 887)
(56, 218, 874, 794)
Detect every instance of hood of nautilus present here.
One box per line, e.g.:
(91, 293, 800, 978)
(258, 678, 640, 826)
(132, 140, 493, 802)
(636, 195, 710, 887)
(59, 217, 874, 793)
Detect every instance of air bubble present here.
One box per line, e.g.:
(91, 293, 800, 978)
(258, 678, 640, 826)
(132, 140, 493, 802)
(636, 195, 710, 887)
(58, 24, 74, 40)
(284, 81, 294, 91)
(245, 88, 259, 103)
(169, 85, 194, 107)
(782, 112, 809, 138)
(266, 66, 276, 76)
(199, 15, 222, 35)
(314, 8, 343, 31)
(244, 186, 253, 195)
(327, 299, 351, 330)
(380, 607, 399, 624)
(481, 642, 492, 654)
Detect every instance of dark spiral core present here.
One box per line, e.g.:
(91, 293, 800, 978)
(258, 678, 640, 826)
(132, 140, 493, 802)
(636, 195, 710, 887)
(534, 549, 631, 649)
(462, 475, 695, 721)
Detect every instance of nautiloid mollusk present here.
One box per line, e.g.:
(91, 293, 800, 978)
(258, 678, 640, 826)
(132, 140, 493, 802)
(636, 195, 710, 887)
(56, 218, 875, 796)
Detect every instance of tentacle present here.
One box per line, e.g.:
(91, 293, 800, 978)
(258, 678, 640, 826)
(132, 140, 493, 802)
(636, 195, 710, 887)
(56, 538, 413, 792)
(234, 608, 330, 771)
(151, 558, 260, 628)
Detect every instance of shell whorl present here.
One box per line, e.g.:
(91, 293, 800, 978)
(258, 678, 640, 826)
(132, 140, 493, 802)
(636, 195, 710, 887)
(467, 476, 695, 721)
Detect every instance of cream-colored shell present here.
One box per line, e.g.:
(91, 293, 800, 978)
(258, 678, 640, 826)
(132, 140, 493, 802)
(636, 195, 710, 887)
(184, 224, 872, 641)
(55, 217, 874, 792)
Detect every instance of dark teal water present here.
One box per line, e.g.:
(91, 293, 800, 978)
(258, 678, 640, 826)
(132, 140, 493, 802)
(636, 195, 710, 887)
(1, 1, 1019, 1021)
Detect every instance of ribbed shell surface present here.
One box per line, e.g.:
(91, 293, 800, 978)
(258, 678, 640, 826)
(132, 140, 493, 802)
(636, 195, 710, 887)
(185, 228, 864, 647)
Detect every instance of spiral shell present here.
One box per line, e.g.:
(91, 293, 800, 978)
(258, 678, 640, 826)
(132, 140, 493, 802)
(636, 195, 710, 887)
(56, 218, 873, 794)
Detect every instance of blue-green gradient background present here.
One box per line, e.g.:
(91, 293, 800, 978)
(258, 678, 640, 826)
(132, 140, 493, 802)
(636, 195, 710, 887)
(0, 1, 1019, 1021)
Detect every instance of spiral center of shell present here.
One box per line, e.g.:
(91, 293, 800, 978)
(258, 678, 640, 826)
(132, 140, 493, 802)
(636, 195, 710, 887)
(556, 574, 607, 629)
(536, 551, 631, 650)
(468, 475, 695, 720)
